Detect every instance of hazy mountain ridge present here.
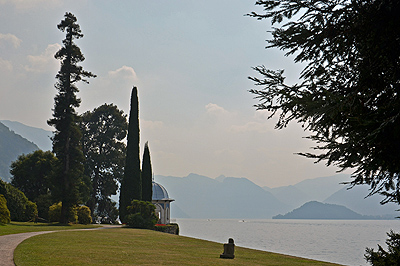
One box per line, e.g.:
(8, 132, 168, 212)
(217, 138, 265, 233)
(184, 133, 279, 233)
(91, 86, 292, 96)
(0, 122, 39, 182)
(156, 173, 398, 219)
(0, 120, 53, 151)
(155, 173, 292, 219)
(264, 174, 350, 209)
(273, 201, 395, 220)
(324, 185, 399, 216)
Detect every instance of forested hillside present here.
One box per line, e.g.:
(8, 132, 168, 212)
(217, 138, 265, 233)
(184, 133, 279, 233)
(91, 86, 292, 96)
(0, 122, 39, 182)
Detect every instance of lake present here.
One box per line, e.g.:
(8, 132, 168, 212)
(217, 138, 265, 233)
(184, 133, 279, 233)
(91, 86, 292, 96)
(174, 218, 400, 266)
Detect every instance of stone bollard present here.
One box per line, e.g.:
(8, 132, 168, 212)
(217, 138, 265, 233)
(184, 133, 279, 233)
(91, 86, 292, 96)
(220, 238, 235, 259)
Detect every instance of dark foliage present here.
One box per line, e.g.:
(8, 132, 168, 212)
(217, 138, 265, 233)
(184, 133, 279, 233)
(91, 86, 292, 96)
(0, 194, 10, 224)
(141, 142, 153, 202)
(48, 12, 95, 223)
(0, 180, 38, 221)
(81, 104, 127, 223)
(125, 200, 157, 229)
(249, 0, 400, 203)
(120, 87, 142, 222)
(365, 230, 400, 265)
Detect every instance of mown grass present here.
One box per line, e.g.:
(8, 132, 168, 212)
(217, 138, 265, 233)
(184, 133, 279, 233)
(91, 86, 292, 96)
(14, 228, 342, 266)
(0, 221, 100, 236)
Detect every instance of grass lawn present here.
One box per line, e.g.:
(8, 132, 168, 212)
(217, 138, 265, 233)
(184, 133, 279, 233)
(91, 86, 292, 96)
(14, 228, 343, 266)
(0, 222, 100, 236)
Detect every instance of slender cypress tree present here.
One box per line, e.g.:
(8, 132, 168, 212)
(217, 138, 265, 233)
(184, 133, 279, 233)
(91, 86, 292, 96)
(119, 86, 141, 222)
(48, 12, 95, 224)
(141, 142, 153, 202)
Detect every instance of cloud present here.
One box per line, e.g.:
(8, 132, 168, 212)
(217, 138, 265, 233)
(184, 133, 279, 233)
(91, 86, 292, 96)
(25, 43, 61, 73)
(205, 103, 229, 116)
(0, 58, 12, 71)
(0, 33, 22, 48)
(230, 121, 271, 133)
(108, 66, 138, 82)
(141, 120, 164, 130)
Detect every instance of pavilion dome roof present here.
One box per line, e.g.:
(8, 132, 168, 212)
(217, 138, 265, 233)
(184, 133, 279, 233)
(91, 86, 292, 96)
(152, 181, 170, 200)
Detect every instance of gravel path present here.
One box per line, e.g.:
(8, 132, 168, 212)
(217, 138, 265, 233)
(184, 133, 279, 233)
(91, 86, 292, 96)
(0, 225, 122, 266)
(0, 231, 54, 266)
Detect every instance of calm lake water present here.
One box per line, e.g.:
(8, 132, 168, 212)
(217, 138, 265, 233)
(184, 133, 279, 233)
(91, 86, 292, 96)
(174, 218, 400, 266)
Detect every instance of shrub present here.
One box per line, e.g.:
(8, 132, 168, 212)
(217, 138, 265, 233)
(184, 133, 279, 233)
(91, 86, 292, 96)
(48, 202, 78, 223)
(25, 200, 38, 221)
(35, 194, 53, 220)
(126, 213, 146, 228)
(0, 194, 10, 224)
(48, 202, 61, 222)
(125, 200, 157, 229)
(365, 230, 400, 265)
(154, 223, 179, 235)
(77, 205, 92, 224)
(0, 180, 38, 221)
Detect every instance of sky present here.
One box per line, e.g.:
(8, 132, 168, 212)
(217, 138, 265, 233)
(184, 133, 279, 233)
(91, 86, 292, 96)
(0, 0, 349, 188)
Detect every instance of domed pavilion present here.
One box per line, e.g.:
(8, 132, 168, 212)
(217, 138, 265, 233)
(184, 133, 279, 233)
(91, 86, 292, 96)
(152, 181, 174, 224)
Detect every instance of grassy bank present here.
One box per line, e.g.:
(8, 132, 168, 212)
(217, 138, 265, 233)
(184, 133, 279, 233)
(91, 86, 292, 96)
(0, 222, 100, 236)
(14, 228, 342, 266)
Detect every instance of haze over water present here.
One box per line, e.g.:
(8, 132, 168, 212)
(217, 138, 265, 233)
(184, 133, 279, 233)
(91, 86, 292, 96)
(176, 218, 400, 266)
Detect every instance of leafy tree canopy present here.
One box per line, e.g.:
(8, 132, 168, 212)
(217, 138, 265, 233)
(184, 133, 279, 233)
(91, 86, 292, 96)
(81, 103, 127, 223)
(249, 0, 400, 203)
(10, 150, 56, 201)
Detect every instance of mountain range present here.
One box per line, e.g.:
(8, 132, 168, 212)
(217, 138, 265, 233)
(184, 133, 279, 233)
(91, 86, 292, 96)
(0, 121, 40, 182)
(272, 201, 393, 220)
(0, 120, 52, 151)
(1, 120, 398, 219)
(156, 173, 398, 219)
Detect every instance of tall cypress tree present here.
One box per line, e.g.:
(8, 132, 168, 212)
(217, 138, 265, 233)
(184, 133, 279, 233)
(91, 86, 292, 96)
(48, 12, 95, 224)
(141, 142, 153, 202)
(119, 86, 141, 222)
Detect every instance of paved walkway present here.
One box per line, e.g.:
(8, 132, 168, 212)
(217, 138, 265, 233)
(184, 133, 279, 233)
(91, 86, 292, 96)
(0, 231, 54, 266)
(0, 225, 122, 266)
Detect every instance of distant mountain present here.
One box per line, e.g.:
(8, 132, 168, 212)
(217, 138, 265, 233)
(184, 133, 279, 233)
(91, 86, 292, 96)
(155, 173, 292, 219)
(273, 201, 394, 220)
(0, 120, 52, 151)
(324, 185, 399, 216)
(264, 174, 350, 209)
(0, 122, 39, 182)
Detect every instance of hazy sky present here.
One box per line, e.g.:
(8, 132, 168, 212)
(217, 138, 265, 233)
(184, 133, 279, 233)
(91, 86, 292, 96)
(0, 0, 348, 187)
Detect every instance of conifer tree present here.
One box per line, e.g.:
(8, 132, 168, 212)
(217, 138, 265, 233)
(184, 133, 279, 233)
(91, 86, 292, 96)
(141, 142, 153, 202)
(119, 87, 141, 222)
(249, 0, 400, 203)
(48, 12, 95, 224)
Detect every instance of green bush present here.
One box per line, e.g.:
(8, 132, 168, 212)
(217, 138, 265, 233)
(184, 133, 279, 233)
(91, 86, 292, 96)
(0, 194, 10, 224)
(154, 223, 179, 235)
(35, 194, 53, 220)
(125, 200, 157, 229)
(77, 205, 92, 224)
(25, 200, 38, 221)
(48, 202, 78, 223)
(365, 230, 400, 265)
(48, 202, 61, 222)
(0, 180, 38, 221)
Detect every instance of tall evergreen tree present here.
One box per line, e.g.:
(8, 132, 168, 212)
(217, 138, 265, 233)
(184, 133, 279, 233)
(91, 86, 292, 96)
(119, 87, 141, 222)
(141, 142, 153, 202)
(249, 0, 400, 203)
(48, 12, 95, 224)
